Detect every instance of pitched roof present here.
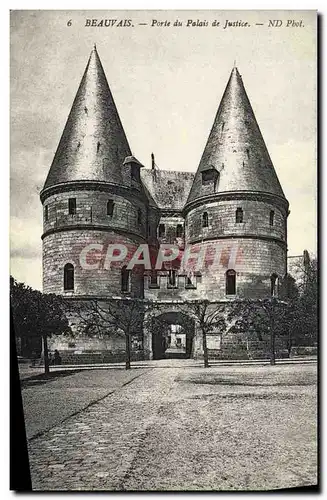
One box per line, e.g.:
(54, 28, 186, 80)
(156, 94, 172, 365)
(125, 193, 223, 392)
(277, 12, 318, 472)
(43, 46, 131, 190)
(141, 169, 195, 211)
(186, 67, 286, 206)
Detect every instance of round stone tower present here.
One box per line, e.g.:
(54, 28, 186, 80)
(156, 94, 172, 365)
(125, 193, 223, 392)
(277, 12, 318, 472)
(183, 67, 289, 301)
(40, 46, 152, 300)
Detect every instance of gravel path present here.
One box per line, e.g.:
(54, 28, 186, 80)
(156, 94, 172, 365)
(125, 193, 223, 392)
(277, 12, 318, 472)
(26, 362, 317, 491)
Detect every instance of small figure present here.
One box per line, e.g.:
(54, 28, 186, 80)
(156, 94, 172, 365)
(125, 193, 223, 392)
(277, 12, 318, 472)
(54, 349, 62, 365)
(48, 352, 54, 365)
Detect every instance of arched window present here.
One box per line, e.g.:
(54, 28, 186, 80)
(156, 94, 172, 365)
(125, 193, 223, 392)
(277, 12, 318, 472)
(121, 266, 130, 292)
(236, 207, 243, 223)
(202, 212, 209, 228)
(64, 263, 74, 291)
(107, 200, 114, 216)
(271, 273, 278, 297)
(269, 210, 275, 226)
(226, 269, 236, 295)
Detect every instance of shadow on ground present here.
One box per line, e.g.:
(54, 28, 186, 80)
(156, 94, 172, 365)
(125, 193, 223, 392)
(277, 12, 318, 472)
(20, 370, 83, 388)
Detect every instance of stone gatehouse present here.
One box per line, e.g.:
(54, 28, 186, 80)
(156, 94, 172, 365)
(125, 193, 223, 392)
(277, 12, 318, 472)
(41, 46, 293, 362)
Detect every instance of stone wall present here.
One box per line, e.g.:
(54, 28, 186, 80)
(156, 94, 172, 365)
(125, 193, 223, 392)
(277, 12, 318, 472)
(43, 229, 145, 296)
(185, 198, 286, 244)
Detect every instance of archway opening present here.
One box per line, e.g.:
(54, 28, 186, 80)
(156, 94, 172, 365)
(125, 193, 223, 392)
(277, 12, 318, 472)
(151, 311, 195, 360)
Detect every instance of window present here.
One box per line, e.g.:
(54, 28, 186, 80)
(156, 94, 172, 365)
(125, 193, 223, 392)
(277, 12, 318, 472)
(64, 263, 74, 291)
(44, 205, 48, 222)
(202, 212, 209, 228)
(150, 270, 159, 287)
(176, 224, 183, 237)
(202, 169, 215, 184)
(121, 266, 130, 292)
(107, 200, 114, 216)
(226, 269, 236, 295)
(236, 207, 243, 223)
(269, 210, 275, 226)
(271, 274, 278, 297)
(68, 198, 76, 215)
(185, 276, 196, 289)
(131, 164, 140, 182)
(168, 270, 177, 288)
(158, 224, 165, 237)
(137, 208, 142, 225)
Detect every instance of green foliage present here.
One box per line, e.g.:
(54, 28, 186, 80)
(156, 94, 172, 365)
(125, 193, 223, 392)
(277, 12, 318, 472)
(10, 276, 71, 339)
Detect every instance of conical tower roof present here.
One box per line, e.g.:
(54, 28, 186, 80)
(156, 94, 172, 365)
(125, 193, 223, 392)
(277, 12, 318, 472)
(43, 45, 131, 190)
(186, 67, 286, 206)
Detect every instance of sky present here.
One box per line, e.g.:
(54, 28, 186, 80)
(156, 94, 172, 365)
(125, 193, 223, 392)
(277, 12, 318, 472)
(10, 9, 317, 290)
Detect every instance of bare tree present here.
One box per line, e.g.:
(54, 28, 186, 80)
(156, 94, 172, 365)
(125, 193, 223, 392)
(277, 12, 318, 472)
(68, 297, 155, 370)
(227, 298, 288, 365)
(180, 300, 226, 368)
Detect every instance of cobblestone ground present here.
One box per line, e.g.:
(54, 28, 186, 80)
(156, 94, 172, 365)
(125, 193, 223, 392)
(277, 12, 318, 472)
(26, 362, 317, 491)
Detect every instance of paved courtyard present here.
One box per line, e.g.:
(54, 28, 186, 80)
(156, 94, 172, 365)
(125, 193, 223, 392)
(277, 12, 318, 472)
(22, 361, 317, 491)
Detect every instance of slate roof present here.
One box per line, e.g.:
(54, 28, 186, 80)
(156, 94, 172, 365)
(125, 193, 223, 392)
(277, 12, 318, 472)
(141, 169, 194, 211)
(186, 67, 286, 206)
(43, 46, 131, 190)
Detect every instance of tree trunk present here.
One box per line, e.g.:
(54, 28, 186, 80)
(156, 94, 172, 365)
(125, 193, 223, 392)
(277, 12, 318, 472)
(42, 335, 50, 375)
(125, 334, 131, 370)
(202, 328, 209, 368)
(270, 309, 276, 366)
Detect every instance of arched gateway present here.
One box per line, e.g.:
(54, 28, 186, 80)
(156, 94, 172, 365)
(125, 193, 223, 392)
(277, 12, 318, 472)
(144, 305, 201, 361)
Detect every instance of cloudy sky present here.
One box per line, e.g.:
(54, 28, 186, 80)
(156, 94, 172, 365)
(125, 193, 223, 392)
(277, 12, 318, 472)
(10, 10, 317, 290)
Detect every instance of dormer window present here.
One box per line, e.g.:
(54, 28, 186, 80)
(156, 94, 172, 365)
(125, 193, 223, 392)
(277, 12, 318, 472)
(131, 164, 140, 182)
(68, 198, 76, 215)
(201, 168, 218, 185)
(107, 200, 114, 216)
(236, 207, 243, 223)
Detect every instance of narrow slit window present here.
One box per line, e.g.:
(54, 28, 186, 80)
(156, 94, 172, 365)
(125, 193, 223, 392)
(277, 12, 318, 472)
(107, 200, 114, 216)
(64, 263, 74, 291)
(44, 205, 48, 222)
(121, 266, 130, 292)
(269, 210, 275, 226)
(68, 198, 76, 215)
(236, 207, 243, 223)
(137, 208, 142, 225)
(202, 212, 209, 228)
(226, 269, 236, 295)
(158, 224, 165, 237)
